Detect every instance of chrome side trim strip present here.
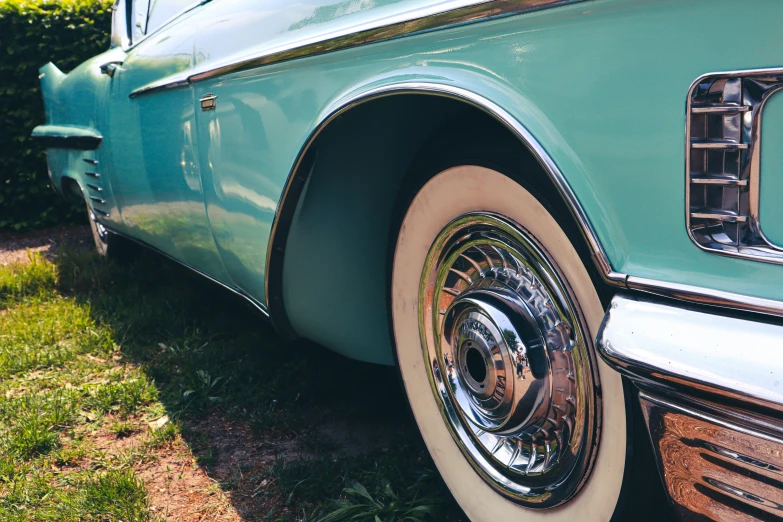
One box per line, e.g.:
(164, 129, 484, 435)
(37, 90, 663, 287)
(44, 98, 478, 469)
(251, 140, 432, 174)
(263, 83, 626, 337)
(103, 224, 270, 319)
(31, 124, 103, 150)
(130, 0, 588, 98)
(597, 293, 783, 413)
(626, 275, 783, 320)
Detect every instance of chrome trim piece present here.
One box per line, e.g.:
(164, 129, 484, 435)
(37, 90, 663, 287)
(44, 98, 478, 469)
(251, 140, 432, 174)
(597, 293, 783, 413)
(625, 275, 783, 321)
(99, 60, 123, 77)
(86, 183, 102, 192)
(85, 171, 101, 178)
(199, 93, 217, 111)
(687, 68, 783, 265)
(83, 158, 99, 165)
(639, 392, 783, 521)
(691, 140, 748, 150)
(418, 213, 599, 506)
(692, 105, 751, 114)
(130, 0, 588, 98)
(600, 289, 783, 519)
(31, 125, 103, 150)
(263, 83, 626, 338)
(88, 196, 106, 204)
(691, 176, 747, 187)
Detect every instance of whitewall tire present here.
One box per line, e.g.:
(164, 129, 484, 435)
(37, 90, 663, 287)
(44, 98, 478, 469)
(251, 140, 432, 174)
(391, 166, 626, 521)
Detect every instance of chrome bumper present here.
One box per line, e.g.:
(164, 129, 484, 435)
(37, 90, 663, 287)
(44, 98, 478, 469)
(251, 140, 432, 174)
(598, 294, 783, 521)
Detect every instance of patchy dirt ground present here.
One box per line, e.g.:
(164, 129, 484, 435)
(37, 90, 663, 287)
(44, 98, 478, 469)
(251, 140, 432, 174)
(0, 226, 460, 522)
(0, 225, 93, 265)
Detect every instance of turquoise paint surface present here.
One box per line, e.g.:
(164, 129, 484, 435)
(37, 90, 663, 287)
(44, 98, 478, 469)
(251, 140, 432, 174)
(39, 0, 783, 362)
(760, 92, 783, 248)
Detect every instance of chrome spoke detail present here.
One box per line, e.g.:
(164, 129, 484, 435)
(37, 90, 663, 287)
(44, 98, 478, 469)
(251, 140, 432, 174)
(419, 213, 599, 507)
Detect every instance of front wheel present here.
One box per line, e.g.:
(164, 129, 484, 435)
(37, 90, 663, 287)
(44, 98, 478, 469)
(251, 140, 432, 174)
(390, 166, 627, 520)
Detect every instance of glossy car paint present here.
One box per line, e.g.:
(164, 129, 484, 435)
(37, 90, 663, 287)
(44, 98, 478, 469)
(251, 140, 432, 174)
(38, 0, 783, 364)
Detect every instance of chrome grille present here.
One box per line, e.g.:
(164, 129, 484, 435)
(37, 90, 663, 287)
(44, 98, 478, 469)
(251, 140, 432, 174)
(687, 70, 783, 263)
(640, 392, 783, 521)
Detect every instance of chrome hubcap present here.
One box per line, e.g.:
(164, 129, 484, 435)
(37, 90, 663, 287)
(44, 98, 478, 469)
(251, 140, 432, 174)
(420, 213, 599, 507)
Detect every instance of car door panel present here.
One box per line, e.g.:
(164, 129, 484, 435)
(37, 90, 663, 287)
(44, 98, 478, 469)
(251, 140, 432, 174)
(106, 9, 231, 282)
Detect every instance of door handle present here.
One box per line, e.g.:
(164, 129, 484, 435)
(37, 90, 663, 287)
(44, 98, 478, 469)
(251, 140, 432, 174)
(200, 93, 218, 111)
(99, 61, 123, 77)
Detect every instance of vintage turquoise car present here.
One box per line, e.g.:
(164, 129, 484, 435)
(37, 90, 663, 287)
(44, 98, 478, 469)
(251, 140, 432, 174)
(32, 0, 783, 519)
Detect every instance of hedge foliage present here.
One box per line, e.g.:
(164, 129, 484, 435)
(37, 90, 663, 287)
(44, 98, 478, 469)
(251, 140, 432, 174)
(0, 0, 112, 231)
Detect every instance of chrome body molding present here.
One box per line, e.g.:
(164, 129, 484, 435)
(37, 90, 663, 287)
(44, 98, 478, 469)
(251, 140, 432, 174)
(417, 213, 599, 506)
(625, 275, 783, 321)
(129, 0, 588, 98)
(687, 67, 783, 265)
(597, 293, 783, 413)
(263, 82, 626, 338)
(639, 392, 783, 521)
(30, 124, 103, 150)
(598, 294, 783, 520)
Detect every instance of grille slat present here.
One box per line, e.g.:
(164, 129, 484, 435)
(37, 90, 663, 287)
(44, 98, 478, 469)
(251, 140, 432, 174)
(690, 174, 748, 186)
(691, 105, 750, 114)
(691, 140, 747, 150)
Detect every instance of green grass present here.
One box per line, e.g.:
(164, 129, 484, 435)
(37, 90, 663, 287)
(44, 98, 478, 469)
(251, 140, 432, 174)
(0, 244, 462, 521)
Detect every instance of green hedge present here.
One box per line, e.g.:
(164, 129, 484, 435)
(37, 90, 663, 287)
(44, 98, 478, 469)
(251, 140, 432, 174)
(0, 0, 112, 231)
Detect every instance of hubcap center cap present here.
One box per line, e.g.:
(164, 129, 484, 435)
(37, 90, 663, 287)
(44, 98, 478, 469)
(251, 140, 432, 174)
(445, 296, 548, 435)
(463, 345, 487, 387)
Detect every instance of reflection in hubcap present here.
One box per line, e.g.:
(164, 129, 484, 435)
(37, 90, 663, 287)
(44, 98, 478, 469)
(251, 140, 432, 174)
(419, 213, 600, 507)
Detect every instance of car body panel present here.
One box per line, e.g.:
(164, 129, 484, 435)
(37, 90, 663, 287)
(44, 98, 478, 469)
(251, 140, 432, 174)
(37, 52, 122, 221)
(36, 0, 783, 363)
(188, 0, 783, 308)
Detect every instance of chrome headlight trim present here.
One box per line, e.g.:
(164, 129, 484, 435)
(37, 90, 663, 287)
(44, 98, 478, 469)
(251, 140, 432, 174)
(686, 67, 783, 264)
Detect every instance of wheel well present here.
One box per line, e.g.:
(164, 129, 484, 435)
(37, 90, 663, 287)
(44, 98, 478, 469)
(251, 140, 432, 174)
(61, 176, 83, 203)
(276, 93, 606, 365)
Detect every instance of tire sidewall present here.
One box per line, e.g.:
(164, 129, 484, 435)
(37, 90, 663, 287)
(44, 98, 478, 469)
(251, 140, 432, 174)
(391, 166, 627, 521)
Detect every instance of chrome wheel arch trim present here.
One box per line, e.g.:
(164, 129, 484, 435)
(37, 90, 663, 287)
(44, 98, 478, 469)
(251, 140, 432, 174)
(263, 81, 626, 338)
(129, 0, 589, 98)
(265, 81, 783, 340)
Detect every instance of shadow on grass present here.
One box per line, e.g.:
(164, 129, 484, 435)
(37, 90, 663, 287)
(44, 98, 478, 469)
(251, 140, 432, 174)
(52, 242, 464, 521)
